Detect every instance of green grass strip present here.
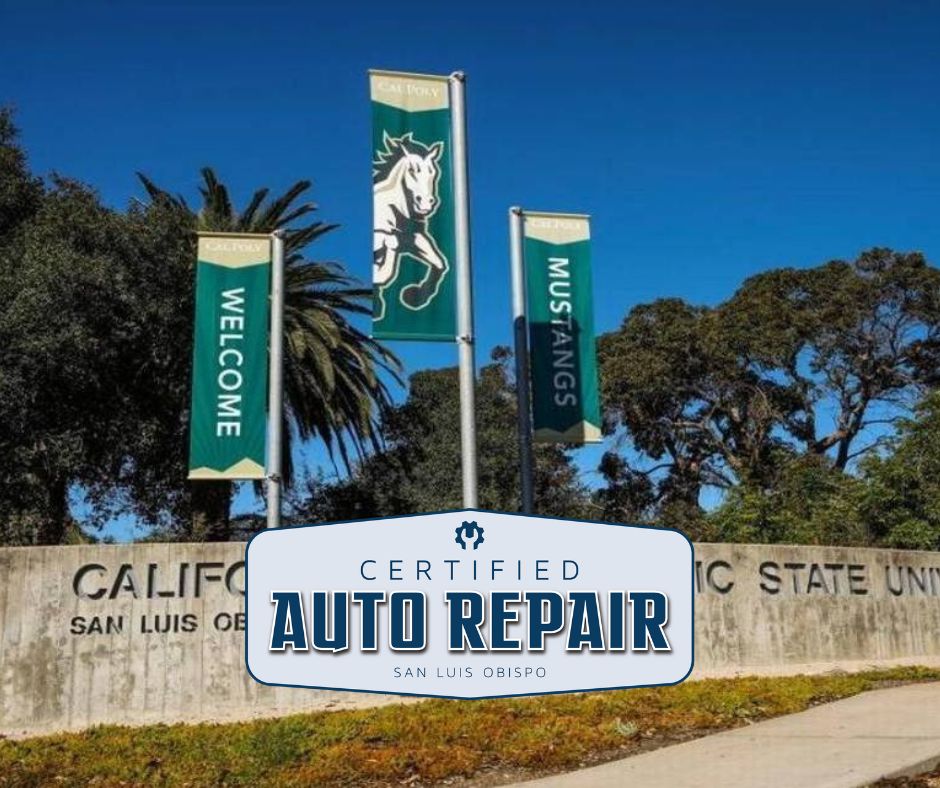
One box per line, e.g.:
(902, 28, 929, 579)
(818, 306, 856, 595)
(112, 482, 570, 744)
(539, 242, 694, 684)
(2, 667, 938, 787)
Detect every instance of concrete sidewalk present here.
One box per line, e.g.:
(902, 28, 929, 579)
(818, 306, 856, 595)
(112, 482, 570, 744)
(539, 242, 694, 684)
(513, 683, 940, 788)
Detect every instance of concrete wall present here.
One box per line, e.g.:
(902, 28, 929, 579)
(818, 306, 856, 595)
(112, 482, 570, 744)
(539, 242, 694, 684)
(1, 541, 939, 736)
(0, 543, 398, 737)
(693, 543, 940, 672)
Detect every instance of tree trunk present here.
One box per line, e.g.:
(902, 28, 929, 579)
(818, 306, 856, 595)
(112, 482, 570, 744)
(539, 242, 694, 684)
(37, 475, 70, 545)
(190, 480, 232, 541)
(834, 438, 851, 470)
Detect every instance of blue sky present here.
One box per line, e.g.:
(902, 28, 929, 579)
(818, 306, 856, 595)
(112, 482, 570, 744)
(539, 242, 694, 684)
(3, 1, 940, 535)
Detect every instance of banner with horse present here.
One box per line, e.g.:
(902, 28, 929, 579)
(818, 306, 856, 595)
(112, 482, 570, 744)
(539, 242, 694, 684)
(370, 70, 457, 341)
(523, 212, 602, 444)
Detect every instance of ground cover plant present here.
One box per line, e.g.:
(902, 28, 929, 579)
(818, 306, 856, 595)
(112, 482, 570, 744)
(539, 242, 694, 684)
(1, 667, 937, 787)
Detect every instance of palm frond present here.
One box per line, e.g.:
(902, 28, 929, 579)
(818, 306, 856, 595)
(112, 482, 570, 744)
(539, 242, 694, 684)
(136, 172, 188, 210)
(256, 180, 312, 228)
(238, 188, 270, 231)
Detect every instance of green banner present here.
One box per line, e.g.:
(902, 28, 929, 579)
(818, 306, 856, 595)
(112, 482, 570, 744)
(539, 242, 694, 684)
(370, 70, 457, 341)
(524, 213, 601, 444)
(188, 234, 270, 479)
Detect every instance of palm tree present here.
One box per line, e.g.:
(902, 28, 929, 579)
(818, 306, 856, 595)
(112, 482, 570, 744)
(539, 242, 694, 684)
(138, 168, 400, 539)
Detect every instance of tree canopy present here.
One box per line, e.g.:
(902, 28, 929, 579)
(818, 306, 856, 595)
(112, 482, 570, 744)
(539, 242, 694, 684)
(856, 392, 940, 550)
(0, 114, 144, 543)
(598, 249, 940, 527)
(297, 349, 592, 524)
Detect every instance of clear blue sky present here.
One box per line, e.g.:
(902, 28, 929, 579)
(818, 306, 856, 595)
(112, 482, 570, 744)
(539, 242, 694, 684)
(4, 1, 940, 534)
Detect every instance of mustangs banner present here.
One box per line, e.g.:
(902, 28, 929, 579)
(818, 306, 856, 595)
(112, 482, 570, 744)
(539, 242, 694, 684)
(188, 233, 270, 480)
(370, 70, 457, 341)
(523, 213, 602, 444)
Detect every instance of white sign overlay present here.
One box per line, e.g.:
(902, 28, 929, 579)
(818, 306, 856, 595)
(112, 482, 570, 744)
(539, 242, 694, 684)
(246, 510, 694, 699)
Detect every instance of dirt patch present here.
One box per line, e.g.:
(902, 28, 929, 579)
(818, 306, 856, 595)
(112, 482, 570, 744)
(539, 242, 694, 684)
(871, 764, 940, 787)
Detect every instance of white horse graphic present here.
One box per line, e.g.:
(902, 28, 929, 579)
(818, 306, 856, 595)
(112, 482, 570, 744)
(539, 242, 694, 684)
(373, 132, 448, 318)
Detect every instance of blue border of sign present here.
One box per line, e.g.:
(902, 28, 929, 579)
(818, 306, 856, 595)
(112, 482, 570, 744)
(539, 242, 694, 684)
(243, 508, 695, 700)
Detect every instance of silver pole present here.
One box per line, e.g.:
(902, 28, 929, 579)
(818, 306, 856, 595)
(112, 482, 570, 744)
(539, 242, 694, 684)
(509, 207, 535, 514)
(266, 230, 286, 528)
(450, 71, 478, 508)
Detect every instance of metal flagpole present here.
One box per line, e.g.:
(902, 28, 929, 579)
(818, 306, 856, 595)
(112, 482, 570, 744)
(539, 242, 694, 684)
(449, 71, 479, 508)
(266, 229, 286, 528)
(509, 207, 535, 514)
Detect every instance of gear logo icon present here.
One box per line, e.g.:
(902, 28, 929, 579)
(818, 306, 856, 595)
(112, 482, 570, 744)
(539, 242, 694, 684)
(455, 521, 485, 550)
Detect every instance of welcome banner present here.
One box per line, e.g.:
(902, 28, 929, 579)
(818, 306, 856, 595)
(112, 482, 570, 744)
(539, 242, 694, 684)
(370, 70, 457, 341)
(188, 233, 270, 480)
(523, 213, 601, 444)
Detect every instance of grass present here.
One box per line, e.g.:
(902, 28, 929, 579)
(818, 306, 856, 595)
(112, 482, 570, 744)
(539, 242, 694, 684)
(1, 667, 938, 787)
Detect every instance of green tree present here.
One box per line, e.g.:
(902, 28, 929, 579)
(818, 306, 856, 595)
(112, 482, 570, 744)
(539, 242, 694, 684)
(0, 108, 42, 237)
(125, 169, 401, 539)
(708, 454, 866, 545)
(598, 249, 940, 524)
(298, 349, 592, 522)
(0, 170, 139, 543)
(721, 249, 940, 468)
(857, 392, 940, 550)
(598, 298, 797, 513)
